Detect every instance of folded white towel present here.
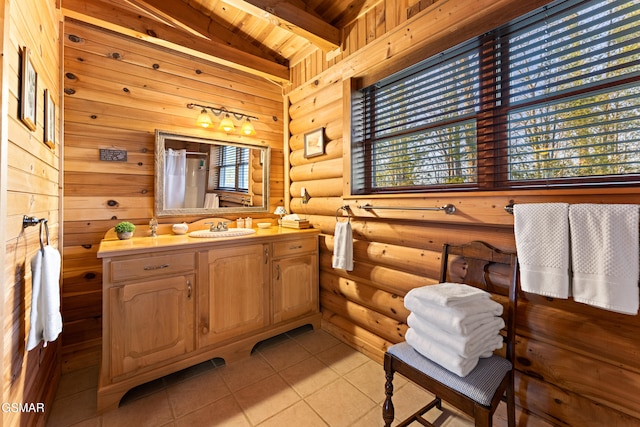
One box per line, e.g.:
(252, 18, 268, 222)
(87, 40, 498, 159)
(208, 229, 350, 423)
(405, 328, 502, 377)
(404, 295, 503, 335)
(514, 203, 571, 298)
(332, 221, 353, 271)
(27, 246, 63, 351)
(405, 282, 491, 307)
(407, 312, 504, 357)
(569, 204, 639, 315)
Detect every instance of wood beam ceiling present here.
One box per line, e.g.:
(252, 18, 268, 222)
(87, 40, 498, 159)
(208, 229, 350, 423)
(220, 0, 341, 51)
(62, 0, 291, 83)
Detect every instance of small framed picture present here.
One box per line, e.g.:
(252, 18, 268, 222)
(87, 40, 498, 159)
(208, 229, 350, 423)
(304, 128, 324, 158)
(44, 89, 55, 148)
(20, 46, 37, 131)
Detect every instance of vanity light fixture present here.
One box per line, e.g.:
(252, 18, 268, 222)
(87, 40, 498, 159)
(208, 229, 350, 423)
(187, 103, 259, 135)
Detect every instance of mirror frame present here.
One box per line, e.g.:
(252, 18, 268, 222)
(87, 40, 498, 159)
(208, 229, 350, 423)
(154, 130, 270, 217)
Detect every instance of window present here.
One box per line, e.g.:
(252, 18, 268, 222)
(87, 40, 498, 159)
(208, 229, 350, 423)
(351, 0, 640, 194)
(217, 145, 249, 191)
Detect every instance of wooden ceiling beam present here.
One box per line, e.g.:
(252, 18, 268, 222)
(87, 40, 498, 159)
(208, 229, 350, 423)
(124, 0, 287, 64)
(221, 0, 341, 51)
(62, 0, 290, 83)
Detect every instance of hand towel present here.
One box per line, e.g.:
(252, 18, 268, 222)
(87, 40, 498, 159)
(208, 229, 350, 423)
(26, 246, 63, 351)
(204, 193, 219, 209)
(404, 295, 503, 335)
(332, 221, 353, 271)
(405, 328, 501, 377)
(514, 203, 570, 298)
(405, 282, 491, 307)
(569, 204, 639, 315)
(407, 312, 504, 357)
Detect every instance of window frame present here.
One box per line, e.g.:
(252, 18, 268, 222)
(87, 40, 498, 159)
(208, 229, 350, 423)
(216, 145, 249, 192)
(348, 0, 640, 196)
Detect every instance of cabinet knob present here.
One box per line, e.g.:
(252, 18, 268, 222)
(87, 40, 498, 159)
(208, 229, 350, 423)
(202, 326, 209, 334)
(187, 279, 192, 299)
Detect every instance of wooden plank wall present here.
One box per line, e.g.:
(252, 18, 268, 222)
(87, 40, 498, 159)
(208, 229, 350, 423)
(286, 1, 640, 426)
(2, 0, 61, 426)
(61, 20, 285, 371)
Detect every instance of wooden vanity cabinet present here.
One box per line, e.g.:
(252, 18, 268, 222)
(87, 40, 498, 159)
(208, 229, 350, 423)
(97, 229, 320, 413)
(109, 273, 195, 379)
(98, 249, 196, 410)
(197, 243, 269, 348)
(272, 237, 319, 324)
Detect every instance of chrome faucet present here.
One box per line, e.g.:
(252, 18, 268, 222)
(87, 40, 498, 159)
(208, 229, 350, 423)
(205, 221, 229, 232)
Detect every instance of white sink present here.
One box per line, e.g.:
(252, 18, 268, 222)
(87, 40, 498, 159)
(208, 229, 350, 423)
(189, 228, 256, 238)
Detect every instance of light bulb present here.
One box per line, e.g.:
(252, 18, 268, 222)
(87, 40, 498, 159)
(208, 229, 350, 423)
(196, 109, 212, 128)
(241, 118, 256, 135)
(219, 114, 235, 132)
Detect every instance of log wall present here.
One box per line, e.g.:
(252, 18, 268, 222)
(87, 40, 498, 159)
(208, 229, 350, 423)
(60, 20, 285, 371)
(1, 0, 61, 426)
(286, 0, 640, 426)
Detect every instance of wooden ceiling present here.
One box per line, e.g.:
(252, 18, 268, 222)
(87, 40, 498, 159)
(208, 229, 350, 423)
(62, 0, 380, 83)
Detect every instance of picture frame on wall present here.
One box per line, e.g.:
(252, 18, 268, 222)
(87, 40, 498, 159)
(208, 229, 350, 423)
(304, 127, 324, 158)
(20, 46, 37, 131)
(44, 89, 55, 148)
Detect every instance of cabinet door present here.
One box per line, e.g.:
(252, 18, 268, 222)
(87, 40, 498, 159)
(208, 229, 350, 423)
(109, 275, 194, 379)
(273, 253, 319, 324)
(199, 244, 268, 347)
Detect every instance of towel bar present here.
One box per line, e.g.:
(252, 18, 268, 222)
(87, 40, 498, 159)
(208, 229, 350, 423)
(357, 203, 456, 215)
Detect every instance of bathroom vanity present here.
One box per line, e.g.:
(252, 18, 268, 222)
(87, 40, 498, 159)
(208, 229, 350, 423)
(96, 225, 320, 412)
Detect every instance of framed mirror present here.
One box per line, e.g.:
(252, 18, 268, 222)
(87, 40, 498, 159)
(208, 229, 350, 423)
(155, 130, 270, 217)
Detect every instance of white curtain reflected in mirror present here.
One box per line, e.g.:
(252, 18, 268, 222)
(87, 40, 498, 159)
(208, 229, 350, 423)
(164, 148, 186, 209)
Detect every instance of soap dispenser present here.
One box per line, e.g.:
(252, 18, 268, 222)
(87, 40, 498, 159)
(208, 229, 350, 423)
(149, 217, 158, 237)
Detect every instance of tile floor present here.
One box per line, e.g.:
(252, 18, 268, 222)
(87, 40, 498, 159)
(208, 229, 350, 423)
(47, 326, 478, 427)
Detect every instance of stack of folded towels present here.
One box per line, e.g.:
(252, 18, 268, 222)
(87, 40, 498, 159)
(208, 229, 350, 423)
(404, 282, 505, 377)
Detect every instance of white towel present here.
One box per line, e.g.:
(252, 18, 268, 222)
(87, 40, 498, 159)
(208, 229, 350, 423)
(407, 312, 504, 357)
(26, 246, 63, 351)
(404, 296, 503, 335)
(569, 204, 639, 315)
(514, 203, 571, 298)
(204, 193, 219, 209)
(332, 221, 353, 271)
(405, 282, 491, 307)
(405, 328, 501, 377)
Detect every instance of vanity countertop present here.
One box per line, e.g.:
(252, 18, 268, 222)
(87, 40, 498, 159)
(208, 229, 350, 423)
(97, 226, 319, 258)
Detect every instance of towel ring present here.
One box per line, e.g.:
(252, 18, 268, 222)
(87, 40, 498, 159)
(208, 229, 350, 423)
(39, 219, 49, 253)
(336, 205, 351, 222)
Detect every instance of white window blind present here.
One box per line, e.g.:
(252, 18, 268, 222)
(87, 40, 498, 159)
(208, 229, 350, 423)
(218, 146, 249, 191)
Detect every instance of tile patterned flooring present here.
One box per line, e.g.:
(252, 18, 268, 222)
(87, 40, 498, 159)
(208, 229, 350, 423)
(47, 326, 478, 427)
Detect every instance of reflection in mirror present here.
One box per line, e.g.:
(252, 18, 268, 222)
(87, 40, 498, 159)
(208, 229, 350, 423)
(155, 130, 270, 217)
